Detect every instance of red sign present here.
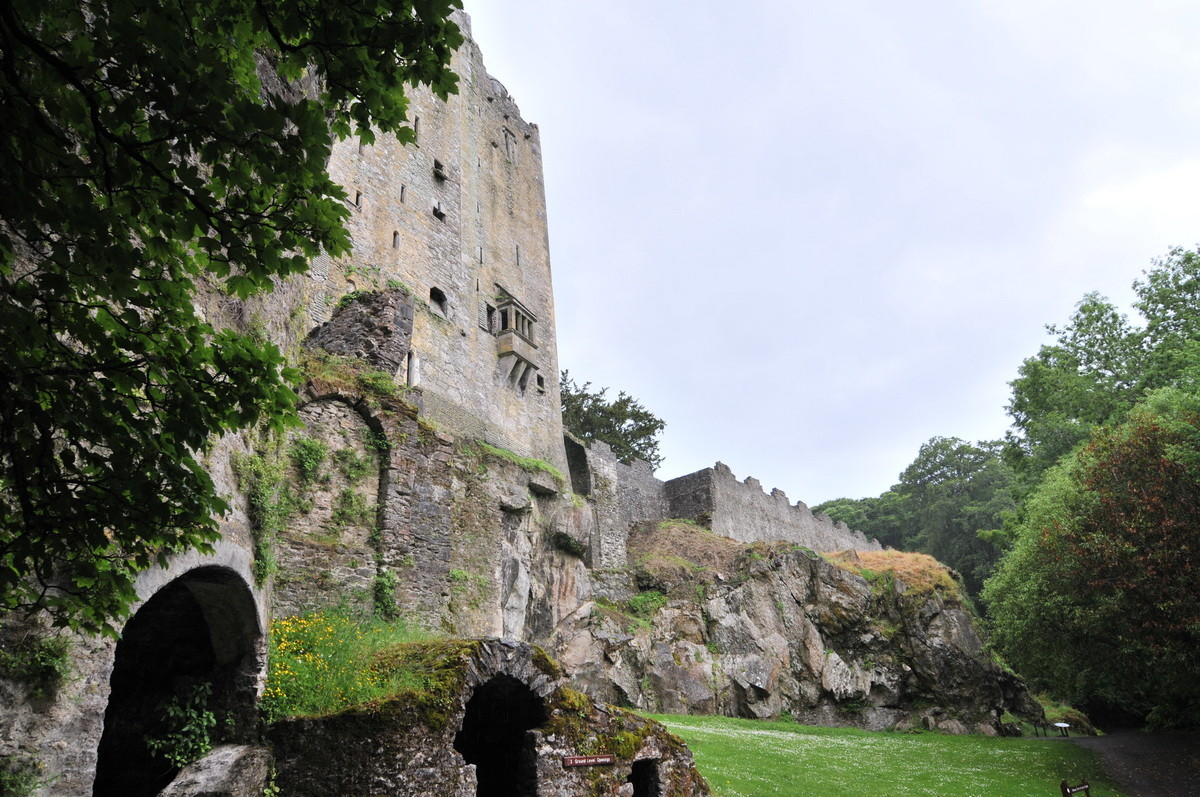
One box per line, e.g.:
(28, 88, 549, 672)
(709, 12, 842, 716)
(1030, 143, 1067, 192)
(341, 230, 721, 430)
(563, 755, 616, 768)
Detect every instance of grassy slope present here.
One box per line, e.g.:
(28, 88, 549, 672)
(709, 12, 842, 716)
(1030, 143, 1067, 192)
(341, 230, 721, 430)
(649, 714, 1127, 797)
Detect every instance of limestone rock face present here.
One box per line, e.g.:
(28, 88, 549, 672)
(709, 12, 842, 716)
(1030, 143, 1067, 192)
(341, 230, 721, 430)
(157, 744, 272, 797)
(547, 542, 1039, 735)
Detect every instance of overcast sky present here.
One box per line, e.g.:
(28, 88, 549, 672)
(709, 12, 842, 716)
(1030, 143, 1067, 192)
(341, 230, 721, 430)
(463, 1, 1200, 505)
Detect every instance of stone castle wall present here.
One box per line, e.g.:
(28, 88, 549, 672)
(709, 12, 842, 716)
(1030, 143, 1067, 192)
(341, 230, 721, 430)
(312, 12, 566, 473)
(665, 463, 881, 552)
(576, 439, 669, 571)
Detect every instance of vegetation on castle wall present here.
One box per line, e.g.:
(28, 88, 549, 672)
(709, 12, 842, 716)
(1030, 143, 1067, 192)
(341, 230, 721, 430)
(299, 351, 416, 416)
(261, 610, 443, 724)
(475, 441, 565, 483)
(0, 754, 43, 797)
(232, 448, 291, 584)
(373, 568, 400, 620)
(0, 0, 462, 633)
(289, 436, 329, 488)
(0, 631, 71, 700)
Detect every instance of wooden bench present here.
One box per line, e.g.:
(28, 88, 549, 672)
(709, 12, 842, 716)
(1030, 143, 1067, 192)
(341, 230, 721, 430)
(1060, 779, 1090, 796)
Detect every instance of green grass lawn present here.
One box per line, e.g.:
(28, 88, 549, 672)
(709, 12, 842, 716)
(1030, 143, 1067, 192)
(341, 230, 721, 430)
(648, 714, 1127, 797)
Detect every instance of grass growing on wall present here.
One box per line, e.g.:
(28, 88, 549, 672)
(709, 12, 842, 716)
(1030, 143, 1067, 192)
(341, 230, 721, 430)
(261, 610, 438, 722)
(475, 441, 565, 482)
(651, 714, 1128, 797)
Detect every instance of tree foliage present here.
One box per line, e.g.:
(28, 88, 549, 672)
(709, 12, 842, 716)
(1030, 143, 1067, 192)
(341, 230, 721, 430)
(560, 370, 665, 469)
(1005, 247, 1200, 486)
(817, 437, 1014, 597)
(984, 388, 1200, 725)
(0, 0, 461, 633)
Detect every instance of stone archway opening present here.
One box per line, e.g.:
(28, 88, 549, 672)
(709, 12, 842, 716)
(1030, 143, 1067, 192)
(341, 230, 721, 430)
(92, 566, 261, 797)
(629, 758, 662, 797)
(453, 674, 545, 797)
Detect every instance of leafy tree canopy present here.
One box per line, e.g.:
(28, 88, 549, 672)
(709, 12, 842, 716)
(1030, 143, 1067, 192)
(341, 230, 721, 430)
(560, 370, 665, 469)
(1005, 247, 1200, 485)
(818, 436, 1014, 597)
(0, 0, 461, 633)
(984, 387, 1200, 726)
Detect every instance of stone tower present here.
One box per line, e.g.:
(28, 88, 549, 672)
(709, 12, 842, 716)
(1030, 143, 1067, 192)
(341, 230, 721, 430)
(316, 13, 566, 471)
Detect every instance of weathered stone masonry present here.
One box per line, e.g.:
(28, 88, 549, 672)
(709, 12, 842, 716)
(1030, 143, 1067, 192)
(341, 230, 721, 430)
(664, 463, 882, 552)
(0, 11, 1037, 796)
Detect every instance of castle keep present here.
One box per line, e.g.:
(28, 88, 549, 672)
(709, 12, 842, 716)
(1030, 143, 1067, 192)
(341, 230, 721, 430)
(0, 13, 1036, 796)
(303, 15, 878, 562)
(311, 30, 565, 473)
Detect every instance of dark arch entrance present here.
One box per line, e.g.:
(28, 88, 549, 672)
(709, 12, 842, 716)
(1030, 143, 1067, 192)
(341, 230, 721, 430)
(453, 674, 546, 797)
(92, 566, 261, 797)
(629, 758, 662, 797)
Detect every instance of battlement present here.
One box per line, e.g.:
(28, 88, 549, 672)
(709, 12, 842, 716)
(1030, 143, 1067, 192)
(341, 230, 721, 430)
(665, 463, 881, 552)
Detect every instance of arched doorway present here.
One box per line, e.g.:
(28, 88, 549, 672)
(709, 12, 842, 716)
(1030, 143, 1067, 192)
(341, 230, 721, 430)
(92, 566, 261, 797)
(453, 674, 545, 797)
(629, 758, 662, 797)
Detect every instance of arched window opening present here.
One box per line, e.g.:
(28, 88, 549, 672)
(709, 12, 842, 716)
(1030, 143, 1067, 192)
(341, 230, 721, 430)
(405, 350, 420, 387)
(429, 287, 448, 316)
(92, 566, 260, 797)
(453, 674, 545, 797)
(392, 230, 400, 249)
(628, 759, 662, 797)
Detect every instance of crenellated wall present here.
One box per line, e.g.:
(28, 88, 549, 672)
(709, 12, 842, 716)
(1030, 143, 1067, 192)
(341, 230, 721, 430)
(665, 463, 881, 552)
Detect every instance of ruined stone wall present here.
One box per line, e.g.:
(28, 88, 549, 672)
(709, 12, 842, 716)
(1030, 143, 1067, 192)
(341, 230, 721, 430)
(317, 12, 566, 474)
(665, 463, 881, 552)
(272, 399, 383, 618)
(576, 440, 669, 572)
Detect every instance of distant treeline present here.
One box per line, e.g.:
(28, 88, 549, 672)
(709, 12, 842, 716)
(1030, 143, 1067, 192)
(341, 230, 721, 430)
(816, 246, 1200, 728)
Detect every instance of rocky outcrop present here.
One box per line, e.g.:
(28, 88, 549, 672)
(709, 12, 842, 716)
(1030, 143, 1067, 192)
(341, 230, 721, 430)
(269, 640, 709, 796)
(158, 745, 272, 797)
(546, 525, 1041, 735)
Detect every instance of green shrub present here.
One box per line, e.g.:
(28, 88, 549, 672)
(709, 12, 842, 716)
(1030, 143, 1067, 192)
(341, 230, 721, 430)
(333, 447, 374, 483)
(145, 682, 215, 768)
(356, 369, 400, 399)
(335, 290, 365, 311)
(628, 590, 668, 618)
(373, 569, 400, 619)
(331, 489, 372, 529)
(232, 449, 298, 583)
(550, 531, 587, 558)
(0, 633, 71, 699)
(362, 430, 391, 453)
(1037, 694, 1099, 735)
(289, 436, 328, 487)
(0, 755, 42, 797)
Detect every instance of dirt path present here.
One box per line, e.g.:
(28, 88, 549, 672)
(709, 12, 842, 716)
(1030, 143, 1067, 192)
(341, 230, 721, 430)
(1069, 729, 1200, 796)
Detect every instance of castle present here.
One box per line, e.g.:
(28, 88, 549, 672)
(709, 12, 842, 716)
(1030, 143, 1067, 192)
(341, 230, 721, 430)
(0, 13, 1036, 797)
